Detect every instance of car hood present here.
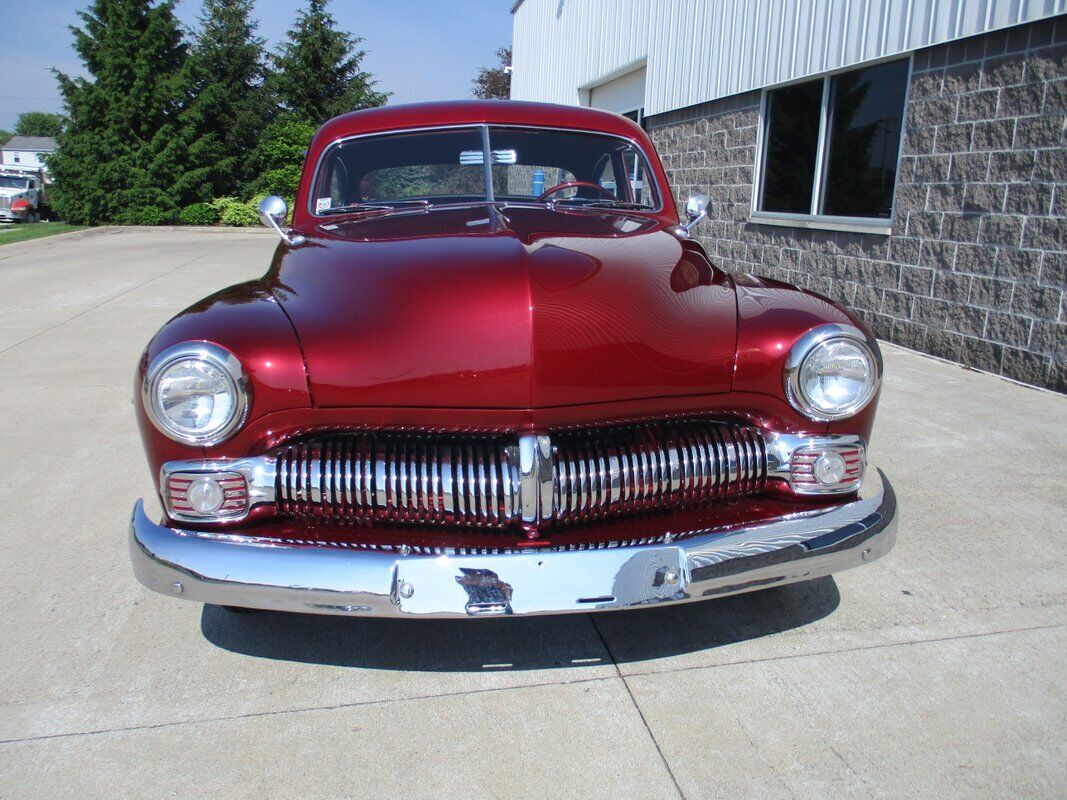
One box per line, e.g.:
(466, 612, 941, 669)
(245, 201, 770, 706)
(268, 205, 737, 409)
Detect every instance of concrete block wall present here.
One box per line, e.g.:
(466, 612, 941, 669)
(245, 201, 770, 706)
(647, 17, 1066, 391)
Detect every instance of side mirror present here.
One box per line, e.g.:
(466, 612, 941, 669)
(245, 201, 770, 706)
(682, 194, 709, 234)
(258, 196, 305, 247)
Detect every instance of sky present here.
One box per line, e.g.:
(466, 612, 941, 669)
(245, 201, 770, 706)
(0, 0, 515, 131)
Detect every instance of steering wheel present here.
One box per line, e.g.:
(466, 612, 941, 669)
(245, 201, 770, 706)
(538, 180, 616, 202)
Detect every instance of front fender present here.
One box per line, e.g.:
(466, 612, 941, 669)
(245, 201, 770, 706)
(135, 281, 311, 479)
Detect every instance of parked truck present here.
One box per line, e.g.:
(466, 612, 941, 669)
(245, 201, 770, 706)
(0, 166, 46, 223)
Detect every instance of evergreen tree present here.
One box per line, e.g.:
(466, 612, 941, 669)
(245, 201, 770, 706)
(184, 0, 270, 198)
(270, 0, 388, 124)
(14, 112, 67, 138)
(49, 0, 195, 224)
(0, 129, 11, 145)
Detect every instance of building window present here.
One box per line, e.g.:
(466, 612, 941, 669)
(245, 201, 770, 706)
(755, 58, 909, 230)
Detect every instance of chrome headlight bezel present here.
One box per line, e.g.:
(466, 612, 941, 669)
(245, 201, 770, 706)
(784, 324, 881, 422)
(143, 342, 249, 446)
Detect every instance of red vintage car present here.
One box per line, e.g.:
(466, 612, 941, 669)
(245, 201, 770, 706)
(130, 100, 896, 618)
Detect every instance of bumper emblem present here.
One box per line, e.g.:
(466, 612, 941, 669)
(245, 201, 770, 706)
(456, 568, 513, 616)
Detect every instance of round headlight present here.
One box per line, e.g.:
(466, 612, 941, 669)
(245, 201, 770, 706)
(144, 342, 248, 445)
(785, 326, 880, 421)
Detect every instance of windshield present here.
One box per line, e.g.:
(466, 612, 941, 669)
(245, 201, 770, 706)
(0, 177, 28, 190)
(311, 125, 659, 214)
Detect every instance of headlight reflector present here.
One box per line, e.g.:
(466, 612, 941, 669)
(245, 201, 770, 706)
(144, 343, 248, 445)
(786, 326, 880, 421)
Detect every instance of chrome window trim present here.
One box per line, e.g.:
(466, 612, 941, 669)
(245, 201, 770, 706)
(306, 123, 665, 218)
(784, 324, 882, 422)
(143, 341, 250, 447)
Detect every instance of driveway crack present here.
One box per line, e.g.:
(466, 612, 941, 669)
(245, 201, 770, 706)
(589, 614, 688, 800)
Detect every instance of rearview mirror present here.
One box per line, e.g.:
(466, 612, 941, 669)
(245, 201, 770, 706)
(258, 196, 305, 247)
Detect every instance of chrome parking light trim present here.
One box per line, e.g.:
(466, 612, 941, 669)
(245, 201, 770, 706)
(763, 433, 866, 494)
(130, 470, 897, 618)
(160, 456, 275, 523)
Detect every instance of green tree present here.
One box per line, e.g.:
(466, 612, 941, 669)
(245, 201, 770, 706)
(14, 112, 66, 137)
(248, 114, 316, 198)
(183, 0, 270, 198)
(0, 129, 11, 145)
(48, 0, 196, 225)
(472, 47, 511, 100)
(270, 0, 388, 124)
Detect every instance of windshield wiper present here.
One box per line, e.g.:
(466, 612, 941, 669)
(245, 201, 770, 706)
(320, 199, 432, 215)
(553, 198, 651, 211)
(583, 200, 652, 210)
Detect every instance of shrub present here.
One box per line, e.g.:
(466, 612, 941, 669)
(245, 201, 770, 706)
(211, 196, 259, 227)
(179, 202, 219, 226)
(138, 205, 173, 226)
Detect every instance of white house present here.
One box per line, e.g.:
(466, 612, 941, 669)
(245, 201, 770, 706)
(1, 136, 57, 177)
(511, 0, 1067, 391)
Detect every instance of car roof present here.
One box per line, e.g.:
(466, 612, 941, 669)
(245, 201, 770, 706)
(314, 100, 646, 143)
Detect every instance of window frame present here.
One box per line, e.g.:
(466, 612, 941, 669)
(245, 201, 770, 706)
(750, 54, 913, 236)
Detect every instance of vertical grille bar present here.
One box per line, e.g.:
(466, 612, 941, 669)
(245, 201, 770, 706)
(551, 421, 766, 524)
(276, 433, 520, 528)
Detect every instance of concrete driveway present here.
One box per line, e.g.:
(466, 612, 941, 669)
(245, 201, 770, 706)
(0, 228, 1064, 799)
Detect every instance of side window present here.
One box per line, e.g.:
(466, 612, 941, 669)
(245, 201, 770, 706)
(327, 161, 348, 206)
(593, 148, 650, 205)
(594, 155, 619, 195)
(624, 148, 647, 205)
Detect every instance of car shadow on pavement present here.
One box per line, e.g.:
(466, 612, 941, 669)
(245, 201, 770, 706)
(199, 576, 840, 672)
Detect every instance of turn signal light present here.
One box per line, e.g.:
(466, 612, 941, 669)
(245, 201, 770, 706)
(790, 445, 864, 495)
(165, 472, 248, 521)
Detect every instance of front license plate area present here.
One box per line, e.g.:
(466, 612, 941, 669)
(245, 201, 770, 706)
(394, 546, 685, 616)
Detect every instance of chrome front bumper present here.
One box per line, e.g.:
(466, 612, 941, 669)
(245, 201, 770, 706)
(130, 470, 897, 618)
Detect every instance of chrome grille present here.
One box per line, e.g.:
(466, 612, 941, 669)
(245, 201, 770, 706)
(553, 421, 765, 523)
(275, 421, 766, 530)
(277, 433, 520, 527)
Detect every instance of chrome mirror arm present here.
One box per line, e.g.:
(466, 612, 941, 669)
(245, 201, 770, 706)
(681, 209, 707, 234)
(258, 196, 306, 247)
(678, 193, 710, 236)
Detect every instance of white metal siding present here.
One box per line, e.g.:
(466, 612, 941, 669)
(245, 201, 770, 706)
(511, 0, 1066, 115)
(511, 0, 651, 107)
